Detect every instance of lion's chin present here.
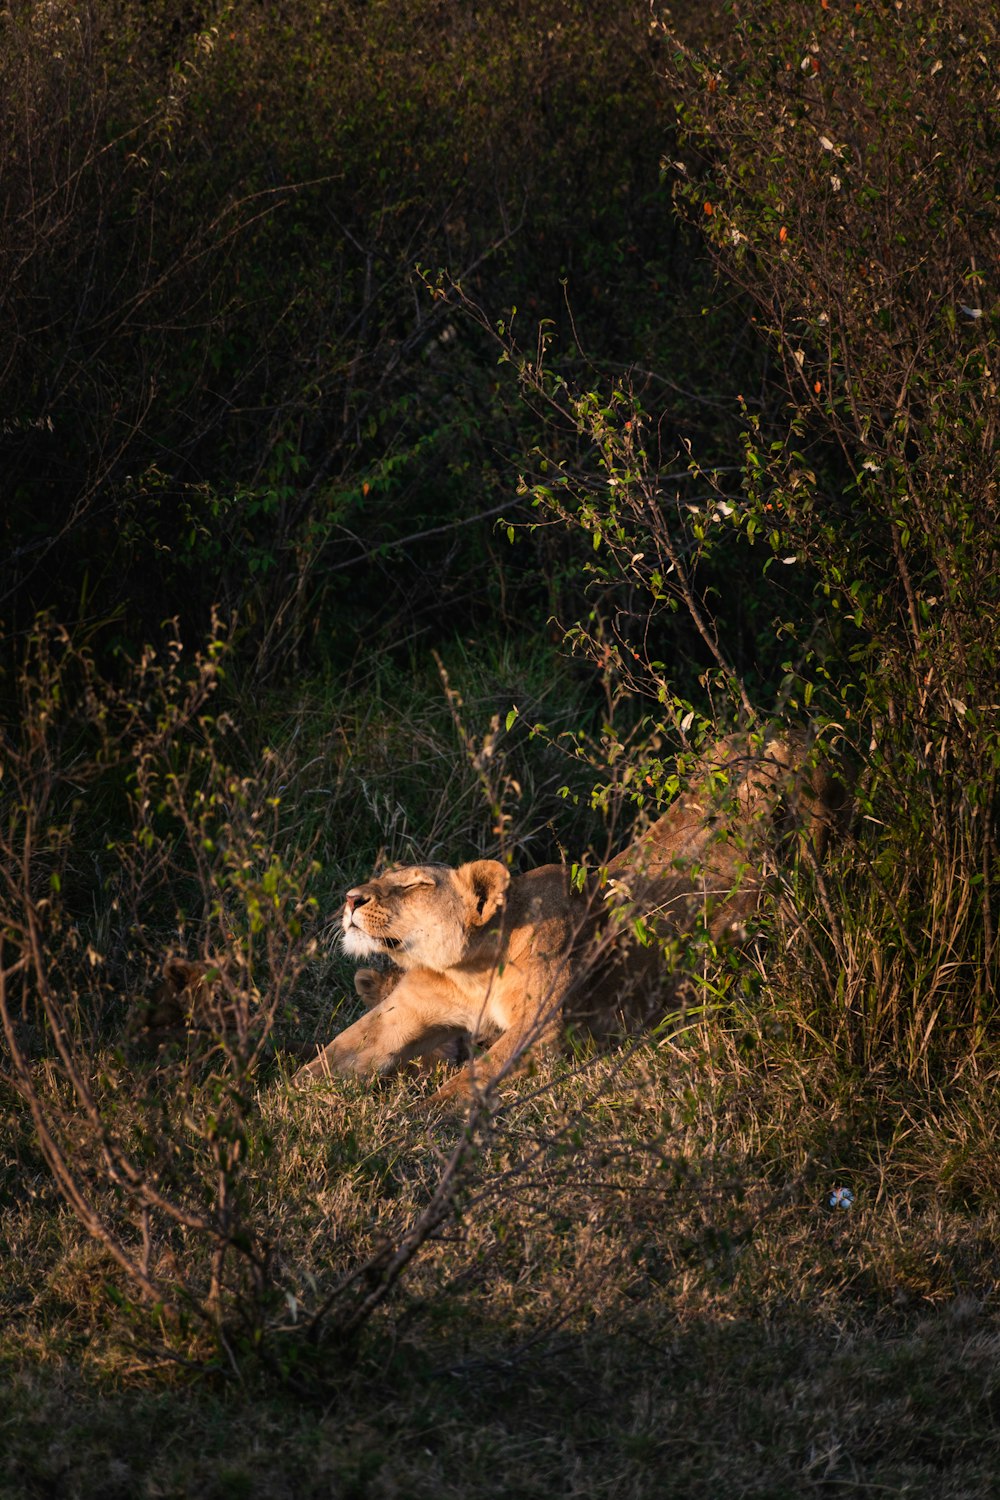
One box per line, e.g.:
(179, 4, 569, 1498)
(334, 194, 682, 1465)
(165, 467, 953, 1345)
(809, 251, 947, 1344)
(341, 924, 401, 959)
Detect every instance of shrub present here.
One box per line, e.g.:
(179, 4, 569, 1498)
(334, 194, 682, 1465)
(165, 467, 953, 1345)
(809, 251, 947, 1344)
(448, 0, 1000, 1074)
(665, 0, 1000, 1068)
(0, 0, 676, 673)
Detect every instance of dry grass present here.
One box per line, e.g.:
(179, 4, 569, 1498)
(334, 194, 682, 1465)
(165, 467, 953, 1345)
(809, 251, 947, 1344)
(4, 1000, 1000, 1497)
(2, 651, 998, 1496)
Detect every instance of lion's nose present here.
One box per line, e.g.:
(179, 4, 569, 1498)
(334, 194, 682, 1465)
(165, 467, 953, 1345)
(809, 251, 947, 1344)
(344, 890, 370, 915)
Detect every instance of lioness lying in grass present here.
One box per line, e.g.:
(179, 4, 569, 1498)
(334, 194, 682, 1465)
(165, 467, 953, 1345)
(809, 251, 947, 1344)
(296, 733, 841, 1103)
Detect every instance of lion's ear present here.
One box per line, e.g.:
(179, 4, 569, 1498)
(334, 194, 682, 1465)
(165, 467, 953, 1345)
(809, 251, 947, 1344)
(456, 859, 510, 925)
(163, 957, 201, 992)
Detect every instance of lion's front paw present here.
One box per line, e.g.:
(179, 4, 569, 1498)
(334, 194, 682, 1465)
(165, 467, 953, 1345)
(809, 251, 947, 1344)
(411, 1063, 502, 1117)
(292, 1047, 335, 1085)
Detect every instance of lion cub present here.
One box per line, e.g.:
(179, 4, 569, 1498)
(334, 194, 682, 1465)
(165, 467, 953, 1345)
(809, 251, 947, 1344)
(295, 733, 842, 1104)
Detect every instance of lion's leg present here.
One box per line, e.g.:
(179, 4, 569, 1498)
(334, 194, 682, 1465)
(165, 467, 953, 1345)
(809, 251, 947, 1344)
(356, 964, 470, 1069)
(426, 965, 574, 1106)
(426, 1007, 563, 1106)
(295, 1003, 432, 1080)
(294, 971, 474, 1083)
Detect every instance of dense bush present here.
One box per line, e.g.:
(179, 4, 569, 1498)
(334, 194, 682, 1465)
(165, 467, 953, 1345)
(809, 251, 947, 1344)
(487, 0, 999, 1070)
(0, 0, 700, 670)
(670, 0, 999, 1062)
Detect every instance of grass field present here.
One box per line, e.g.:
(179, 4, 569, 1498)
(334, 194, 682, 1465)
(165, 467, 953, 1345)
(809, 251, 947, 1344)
(3, 657, 999, 1499)
(5, 990, 999, 1498)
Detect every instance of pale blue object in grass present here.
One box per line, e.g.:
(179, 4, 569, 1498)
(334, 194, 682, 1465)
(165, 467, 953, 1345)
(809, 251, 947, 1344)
(829, 1186, 854, 1209)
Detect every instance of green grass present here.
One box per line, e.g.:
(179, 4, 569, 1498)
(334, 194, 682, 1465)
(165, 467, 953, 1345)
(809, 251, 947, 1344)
(3, 1310, 999, 1499)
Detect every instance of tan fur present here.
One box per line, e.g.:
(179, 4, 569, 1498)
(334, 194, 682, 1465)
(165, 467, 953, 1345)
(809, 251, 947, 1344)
(353, 965, 471, 1069)
(136, 956, 276, 1049)
(295, 733, 842, 1103)
(138, 957, 230, 1034)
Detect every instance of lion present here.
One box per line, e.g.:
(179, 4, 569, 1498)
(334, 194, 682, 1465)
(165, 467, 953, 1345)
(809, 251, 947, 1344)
(295, 732, 843, 1103)
(136, 956, 232, 1036)
(134, 955, 283, 1049)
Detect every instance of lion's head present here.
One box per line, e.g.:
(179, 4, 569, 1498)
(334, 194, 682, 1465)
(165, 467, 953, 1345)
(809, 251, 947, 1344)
(340, 859, 510, 971)
(136, 956, 235, 1035)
